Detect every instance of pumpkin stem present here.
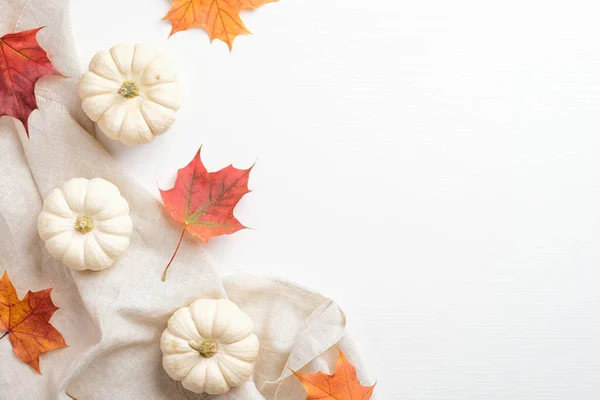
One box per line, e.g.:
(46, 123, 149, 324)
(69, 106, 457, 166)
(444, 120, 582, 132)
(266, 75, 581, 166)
(118, 81, 140, 99)
(162, 225, 187, 281)
(75, 216, 94, 234)
(189, 340, 218, 358)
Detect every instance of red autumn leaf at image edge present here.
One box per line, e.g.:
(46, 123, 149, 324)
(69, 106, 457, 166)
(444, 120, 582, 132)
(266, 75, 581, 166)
(0, 27, 61, 136)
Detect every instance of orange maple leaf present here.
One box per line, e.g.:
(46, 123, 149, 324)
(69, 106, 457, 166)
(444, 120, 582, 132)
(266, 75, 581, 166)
(163, 0, 278, 50)
(0, 271, 67, 374)
(293, 349, 376, 400)
(160, 147, 253, 280)
(0, 27, 61, 136)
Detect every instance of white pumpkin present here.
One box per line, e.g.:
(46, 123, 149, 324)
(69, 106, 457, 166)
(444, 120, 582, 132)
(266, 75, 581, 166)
(78, 43, 181, 146)
(37, 178, 133, 271)
(161, 299, 260, 395)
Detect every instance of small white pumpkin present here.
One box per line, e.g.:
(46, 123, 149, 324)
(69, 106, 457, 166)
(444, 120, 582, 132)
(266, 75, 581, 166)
(37, 178, 133, 271)
(78, 43, 181, 146)
(161, 299, 260, 395)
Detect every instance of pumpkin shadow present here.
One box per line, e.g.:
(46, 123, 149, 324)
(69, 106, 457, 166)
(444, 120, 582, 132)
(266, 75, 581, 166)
(161, 371, 256, 400)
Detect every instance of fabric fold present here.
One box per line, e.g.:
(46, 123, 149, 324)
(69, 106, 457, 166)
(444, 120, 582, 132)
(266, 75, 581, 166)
(223, 276, 372, 400)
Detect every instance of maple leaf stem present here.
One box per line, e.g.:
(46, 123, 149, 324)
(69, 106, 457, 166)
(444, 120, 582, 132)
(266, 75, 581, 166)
(162, 226, 187, 281)
(0, 331, 8, 340)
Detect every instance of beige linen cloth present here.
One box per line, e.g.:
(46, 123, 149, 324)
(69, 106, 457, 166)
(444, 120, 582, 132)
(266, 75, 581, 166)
(0, 1, 372, 399)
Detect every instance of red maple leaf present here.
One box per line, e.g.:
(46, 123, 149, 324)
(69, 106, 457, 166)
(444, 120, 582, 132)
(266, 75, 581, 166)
(0, 27, 61, 136)
(160, 147, 253, 280)
(0, 271, 67, 374)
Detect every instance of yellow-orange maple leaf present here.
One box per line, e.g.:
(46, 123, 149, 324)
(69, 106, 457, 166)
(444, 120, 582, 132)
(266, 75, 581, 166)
(0, 272, 67, 373)
(293, 349, 376, 400)
(163, 0, 277, 50)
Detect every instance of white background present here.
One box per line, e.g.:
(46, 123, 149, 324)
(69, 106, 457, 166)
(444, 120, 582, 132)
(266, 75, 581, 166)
(70, 1, 600, 398)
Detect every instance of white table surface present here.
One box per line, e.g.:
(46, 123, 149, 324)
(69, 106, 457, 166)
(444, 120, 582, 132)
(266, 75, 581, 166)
(70, 1, 600, 398)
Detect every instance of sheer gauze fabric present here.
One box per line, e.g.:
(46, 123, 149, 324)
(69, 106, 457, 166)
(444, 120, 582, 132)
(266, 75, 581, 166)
(0, 1, 372, 399)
